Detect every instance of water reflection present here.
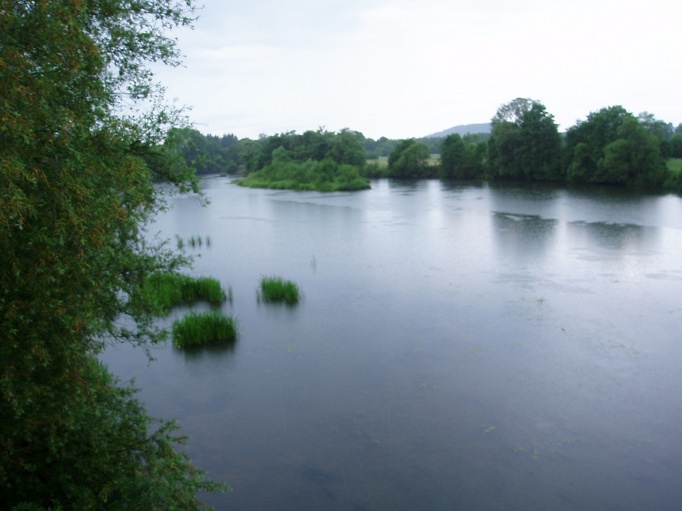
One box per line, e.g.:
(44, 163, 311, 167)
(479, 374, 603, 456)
(177, 339, 237, 362)
(385, 179, 430, 194)
(566, 221, 659, 254)
(492, 212, 559, 262)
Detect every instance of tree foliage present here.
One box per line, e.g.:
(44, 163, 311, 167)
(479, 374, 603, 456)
(440, 133, 486, 179)
(234, 129, 370, 191)
(670, 133, 682, 158)
(166, 128, 242, 174)
(488, 98, 562, 181)
(387, 139, 432, 178)
(565, 106, 666, 186)
(1, 1, 227, 509)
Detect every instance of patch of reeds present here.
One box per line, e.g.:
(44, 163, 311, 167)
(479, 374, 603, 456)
(258, 276, 300, 305)
(172, 311, 238, 348)
(133, 272, 228, 314)
(176, 235, 211, 250)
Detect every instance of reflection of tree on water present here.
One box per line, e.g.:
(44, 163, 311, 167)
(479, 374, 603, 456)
(567, 221, 659, 255)
(177, 337, 237, 363)
(386, 179, 427, 194)
(491, 212, 559, 262)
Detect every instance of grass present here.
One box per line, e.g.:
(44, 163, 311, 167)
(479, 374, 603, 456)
(666, 158, 682, 174)
(664, 159, 682, 194)
(172, 311, 238, 348)
(259, 276, 300, 305)
(133, 271, 229, 314)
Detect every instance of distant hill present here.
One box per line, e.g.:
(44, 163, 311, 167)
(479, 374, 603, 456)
(426, 123, 492, 138)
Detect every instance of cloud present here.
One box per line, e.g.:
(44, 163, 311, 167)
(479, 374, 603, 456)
(158, 0, 682, 138)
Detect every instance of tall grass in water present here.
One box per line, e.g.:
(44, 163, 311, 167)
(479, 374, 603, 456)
(259, 276, 300, 305)
(172, 311, 238, 348)
(176, 235, 212, 250)
(134, 272, 228, 314)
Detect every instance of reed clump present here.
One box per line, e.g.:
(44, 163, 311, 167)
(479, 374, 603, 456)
(133, 272, 228, 314)
(172, 311, 238, 348)
(259, 276, 300, 305)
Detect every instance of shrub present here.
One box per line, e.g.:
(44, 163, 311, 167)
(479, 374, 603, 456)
(259, 276, 300, 305)
(172, 311, 238, 348)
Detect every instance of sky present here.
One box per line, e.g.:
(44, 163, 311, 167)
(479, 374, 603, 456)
(154, 0, 682, 140)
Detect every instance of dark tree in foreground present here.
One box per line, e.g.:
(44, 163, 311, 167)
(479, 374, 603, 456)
(0, 1, 227, 509)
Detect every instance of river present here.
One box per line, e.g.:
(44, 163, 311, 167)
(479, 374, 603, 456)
(102, 178, 682, 510)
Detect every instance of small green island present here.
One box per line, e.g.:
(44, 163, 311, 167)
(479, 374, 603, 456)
(233, 129, 371, 192)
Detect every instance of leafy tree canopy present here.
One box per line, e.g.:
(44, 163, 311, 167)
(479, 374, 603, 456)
(565, 106, 666, 185)
(488, 98, 562, 181)
(387, 139, 432, 179)
(439, 133, 486, 180)
(1, 0, 227, 508)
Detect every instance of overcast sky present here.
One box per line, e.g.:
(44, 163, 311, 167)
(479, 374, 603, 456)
(155, 0, 681, 139)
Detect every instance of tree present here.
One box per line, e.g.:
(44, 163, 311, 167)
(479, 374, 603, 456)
(670, 133, 682, 158)
(388, 139, 431, 178)
(565, 106, 665, 185)
(638, 112, 674, 140)
(1, 1, 227, 509)
(440, 134, 486, 179)
(638, 112, 674, 158)
(440, 134, 467, 179)
(167, 129, 243, 174)
(488, 98, 562, 181)
(327, 128, 367, 167)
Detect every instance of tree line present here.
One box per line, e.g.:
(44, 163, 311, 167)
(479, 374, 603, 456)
(175, 99, 682, 193)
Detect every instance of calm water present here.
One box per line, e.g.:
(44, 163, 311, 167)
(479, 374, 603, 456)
(102, 178, 682, 511)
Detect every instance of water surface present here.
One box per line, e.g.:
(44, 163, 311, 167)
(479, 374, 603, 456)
(103, 179, 682, 510)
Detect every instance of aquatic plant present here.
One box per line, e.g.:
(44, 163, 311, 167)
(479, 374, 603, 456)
(172, 311, 238, 348)
(259, 276, 300, 305)
(175, 235, 212, 250)
(132, 272, 227, 314)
